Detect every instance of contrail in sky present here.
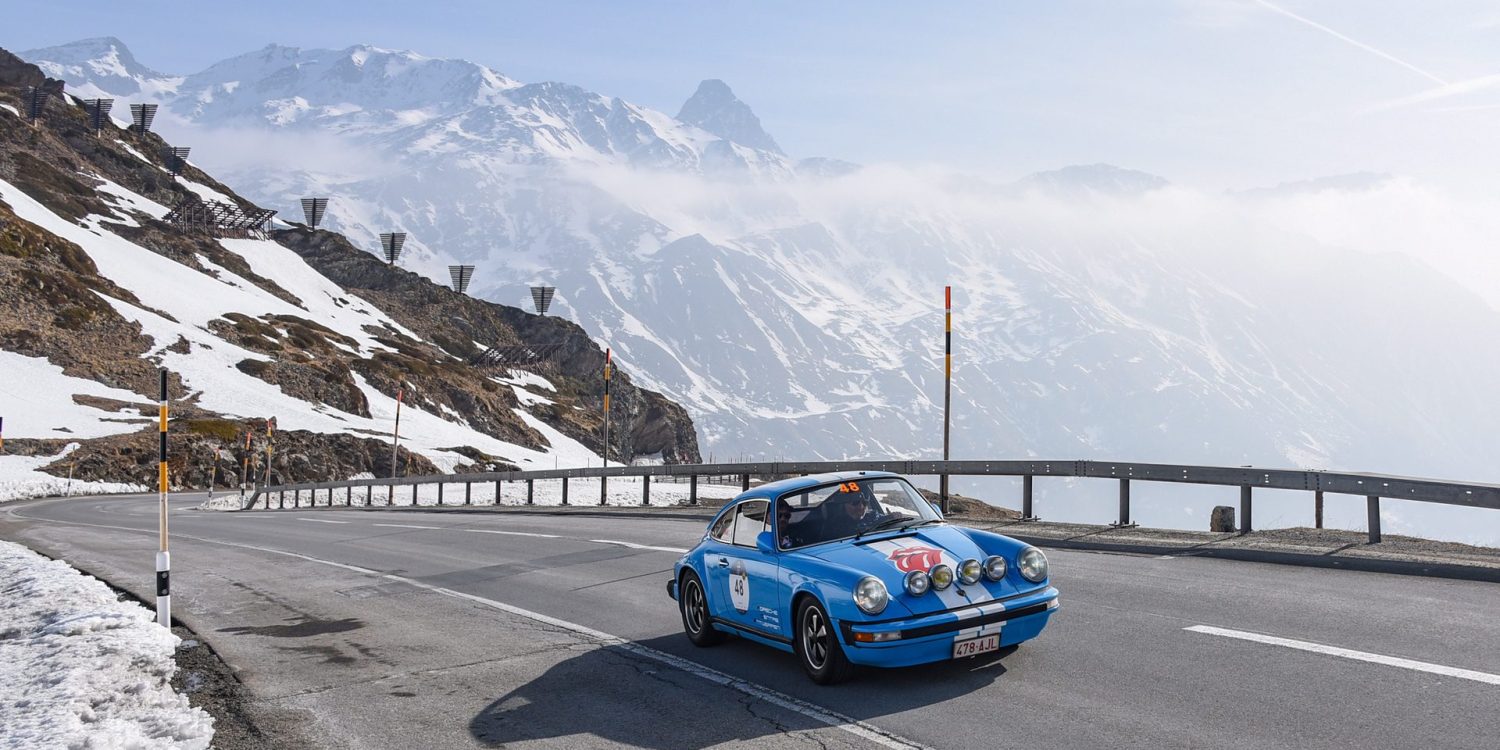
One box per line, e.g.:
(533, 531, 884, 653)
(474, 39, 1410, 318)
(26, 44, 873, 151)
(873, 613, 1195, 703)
(1253, 0, 1448, 86)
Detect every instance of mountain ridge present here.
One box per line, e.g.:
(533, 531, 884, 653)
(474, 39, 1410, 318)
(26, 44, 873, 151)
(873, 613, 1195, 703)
(22, 37, 1500, 546)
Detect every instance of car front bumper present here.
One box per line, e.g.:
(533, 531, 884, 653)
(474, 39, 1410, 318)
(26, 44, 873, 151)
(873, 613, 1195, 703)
(837, 585, 1060, 668)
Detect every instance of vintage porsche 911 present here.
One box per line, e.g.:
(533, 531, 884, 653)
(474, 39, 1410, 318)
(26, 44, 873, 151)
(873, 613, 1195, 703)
(667, 471, 1059, 683)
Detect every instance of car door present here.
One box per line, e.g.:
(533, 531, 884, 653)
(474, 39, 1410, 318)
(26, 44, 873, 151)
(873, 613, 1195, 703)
(709, 499, 785, 638)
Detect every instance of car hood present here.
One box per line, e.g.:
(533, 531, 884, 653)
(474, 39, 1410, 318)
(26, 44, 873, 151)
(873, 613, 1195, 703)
(802, 525, 1030, 616)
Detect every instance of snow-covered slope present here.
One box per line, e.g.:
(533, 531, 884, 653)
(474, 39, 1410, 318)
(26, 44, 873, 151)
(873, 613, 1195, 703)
(25, 39, 1500, 544)
(0, 50, 701, 503)
(0, 173, 599, 476)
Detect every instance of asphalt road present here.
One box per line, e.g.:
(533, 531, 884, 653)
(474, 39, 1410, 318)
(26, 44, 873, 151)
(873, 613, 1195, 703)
(3, 492, 1497, 749)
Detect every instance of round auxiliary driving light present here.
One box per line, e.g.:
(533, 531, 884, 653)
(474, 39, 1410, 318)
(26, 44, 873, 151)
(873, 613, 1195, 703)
(854, 576, 889, 615)
(929, 564, 954, 590)
(958, 558, 983, 585)
(984, 555, 1007, 581)
(904, 570, 931, 596)
(1018, 547, 1049, 583)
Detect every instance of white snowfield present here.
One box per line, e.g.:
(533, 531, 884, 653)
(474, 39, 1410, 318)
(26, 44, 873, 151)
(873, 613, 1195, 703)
(0, 540, 213, 749)
(0, 171, 611, 505)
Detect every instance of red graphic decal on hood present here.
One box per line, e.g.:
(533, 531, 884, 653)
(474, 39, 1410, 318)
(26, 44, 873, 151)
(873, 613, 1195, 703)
(888, 545, 943, 573)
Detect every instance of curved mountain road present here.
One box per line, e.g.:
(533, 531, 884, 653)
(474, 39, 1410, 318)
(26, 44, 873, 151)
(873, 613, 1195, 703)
(3, 493, 1496, 749)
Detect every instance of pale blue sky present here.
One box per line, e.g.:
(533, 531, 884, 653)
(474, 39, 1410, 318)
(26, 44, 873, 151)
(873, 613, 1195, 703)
(7, 1, 1500, 188)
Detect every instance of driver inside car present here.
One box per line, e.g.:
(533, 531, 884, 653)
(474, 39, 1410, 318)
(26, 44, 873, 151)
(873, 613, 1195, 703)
(818, 485, 876, 542)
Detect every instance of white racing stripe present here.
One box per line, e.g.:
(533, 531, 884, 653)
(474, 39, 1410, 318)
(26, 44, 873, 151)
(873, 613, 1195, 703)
(7, 504, 932, 750)
(1186, 625, 1500, 686)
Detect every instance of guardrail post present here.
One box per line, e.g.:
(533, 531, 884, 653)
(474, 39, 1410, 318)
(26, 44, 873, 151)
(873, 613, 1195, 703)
(526, 479, 534, 505)
(562, 477, 569, 505)
(642, 474, 651, 506)
(742, 473, 750, 492)
(294, 489, 300, 508)
(1315, 490, 1324, 529)
(690, 475, 698, 505)
(278, 490, 284, 509)
(1367, 496, 1382, 544)
(600, 476, 608, 506)
(346, 485, 352, 506)
(1022, 475, 1036, 520)
(328, 487, 334, 506)
(437, 482, 444, 506)
(465, 482, 472, 505)
(1113, 478, 1135, 527)
(494, 479, 501, 506)
(365, 485, 372, 507)
(1239, 486, 1253, 533)
(411, 484, 417, 506)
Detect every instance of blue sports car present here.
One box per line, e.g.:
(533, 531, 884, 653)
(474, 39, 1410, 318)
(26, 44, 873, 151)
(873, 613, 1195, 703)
(667, 471, 1059, 684)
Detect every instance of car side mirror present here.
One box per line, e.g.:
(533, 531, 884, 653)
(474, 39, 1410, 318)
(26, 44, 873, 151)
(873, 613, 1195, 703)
(756, 531, 776, 554)
(929, 501, 944, 518)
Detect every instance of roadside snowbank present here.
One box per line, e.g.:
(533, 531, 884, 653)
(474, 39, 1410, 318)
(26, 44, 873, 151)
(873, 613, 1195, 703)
(0, 540, 214, 749)
(0, 444, 148, 504)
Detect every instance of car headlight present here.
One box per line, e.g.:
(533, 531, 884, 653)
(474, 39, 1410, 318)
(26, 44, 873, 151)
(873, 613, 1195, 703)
(983, 555, 1007, 581)
(1018, 547, 1049, 583)
(904, 570, 930, 596)
(957, 558, 982, 585)
(853, 576, 889, 614)
(929, 564, 954, 590)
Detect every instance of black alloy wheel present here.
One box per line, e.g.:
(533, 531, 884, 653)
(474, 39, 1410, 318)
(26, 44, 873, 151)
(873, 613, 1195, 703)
(679, 571, 725, 647)
(795, 597, 854, 684)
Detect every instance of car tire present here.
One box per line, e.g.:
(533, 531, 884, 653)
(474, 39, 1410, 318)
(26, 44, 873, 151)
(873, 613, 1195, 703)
(679, 570, 725, 647)
(794, 596, 854, 685)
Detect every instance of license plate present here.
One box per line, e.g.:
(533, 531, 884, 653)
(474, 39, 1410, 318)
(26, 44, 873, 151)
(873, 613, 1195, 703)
(952, 634, 999, 659)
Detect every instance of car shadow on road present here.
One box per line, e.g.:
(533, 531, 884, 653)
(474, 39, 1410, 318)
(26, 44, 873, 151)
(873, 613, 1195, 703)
(468, 633, 1020, 748)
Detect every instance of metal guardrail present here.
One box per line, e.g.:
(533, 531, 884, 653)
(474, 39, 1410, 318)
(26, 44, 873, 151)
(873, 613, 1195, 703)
(247, 459, 1500, 544)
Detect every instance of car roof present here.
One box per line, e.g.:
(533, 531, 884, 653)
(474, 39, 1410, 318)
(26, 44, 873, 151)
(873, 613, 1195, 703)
(732, 470, 902, 502)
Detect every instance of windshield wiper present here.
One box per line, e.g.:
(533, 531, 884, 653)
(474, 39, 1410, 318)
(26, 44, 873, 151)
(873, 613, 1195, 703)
(898, 518, 943, 533)
(856, 514, 916, 540)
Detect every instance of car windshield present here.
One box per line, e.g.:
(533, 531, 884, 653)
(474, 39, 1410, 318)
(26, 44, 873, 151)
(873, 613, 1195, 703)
(775, 478, 939, 550)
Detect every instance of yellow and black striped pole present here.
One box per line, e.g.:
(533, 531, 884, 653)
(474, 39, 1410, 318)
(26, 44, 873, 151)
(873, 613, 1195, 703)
(155, 368, 171, 627)
(600, 349, 612, 505)
(941, 286, 952, 514)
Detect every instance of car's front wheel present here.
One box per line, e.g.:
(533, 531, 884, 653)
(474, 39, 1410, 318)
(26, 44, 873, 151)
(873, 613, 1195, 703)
(679, 570, 725, 647)
(795, 596, 854, 684)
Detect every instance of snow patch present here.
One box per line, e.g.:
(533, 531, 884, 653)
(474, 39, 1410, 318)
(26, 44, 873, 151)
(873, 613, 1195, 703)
(0, 540, 213, 748)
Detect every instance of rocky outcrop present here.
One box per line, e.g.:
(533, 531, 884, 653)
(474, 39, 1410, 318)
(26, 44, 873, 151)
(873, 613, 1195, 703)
(273, 227, 703, 463)
(14, 421, 436, 489)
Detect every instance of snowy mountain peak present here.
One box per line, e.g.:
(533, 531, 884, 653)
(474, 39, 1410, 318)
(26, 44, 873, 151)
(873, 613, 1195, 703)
(22, 36, 172, 95)
(677, 79, 784, 155)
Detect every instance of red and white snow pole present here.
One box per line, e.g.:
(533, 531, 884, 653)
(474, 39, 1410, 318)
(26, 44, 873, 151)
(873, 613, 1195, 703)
(389, 387, 404, 505)
(156, 368, 171, 627)
(239, 429, 251, 497)
(207, 447, 217, 501)
(262, 417, 275, 488)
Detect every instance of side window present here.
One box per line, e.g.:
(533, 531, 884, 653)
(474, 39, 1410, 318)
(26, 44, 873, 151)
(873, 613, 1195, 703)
(709, 509, 735, 542)
(731, 500, 769, 547)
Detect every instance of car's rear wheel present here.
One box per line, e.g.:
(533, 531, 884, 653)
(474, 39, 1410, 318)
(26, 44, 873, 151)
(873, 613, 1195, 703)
(679, 570, 725, 647)
(794, 597, 854, 684)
